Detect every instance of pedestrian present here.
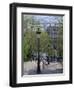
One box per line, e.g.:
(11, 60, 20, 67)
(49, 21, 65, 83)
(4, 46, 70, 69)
(46, 56, 50, 64)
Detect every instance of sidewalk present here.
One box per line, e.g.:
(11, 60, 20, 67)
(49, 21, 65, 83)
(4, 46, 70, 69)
(23, 61, 63, 75)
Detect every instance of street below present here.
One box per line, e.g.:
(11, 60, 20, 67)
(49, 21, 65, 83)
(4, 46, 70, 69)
(23, 61, 63, 75)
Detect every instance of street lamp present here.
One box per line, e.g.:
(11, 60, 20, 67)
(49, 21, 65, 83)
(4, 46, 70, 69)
(36, 27, 41, 74)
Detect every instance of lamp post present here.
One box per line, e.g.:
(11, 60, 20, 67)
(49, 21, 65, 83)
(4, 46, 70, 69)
(48, 45, 50, 64)
(36, 27, 41, 74)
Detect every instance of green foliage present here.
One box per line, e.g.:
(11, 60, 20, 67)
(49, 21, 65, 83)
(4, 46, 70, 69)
(23, 30, 51, 61)
(23, 15, 63, 62)
(40, 31, 51, 53)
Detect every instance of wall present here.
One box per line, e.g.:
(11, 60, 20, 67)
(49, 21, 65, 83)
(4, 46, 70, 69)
(0, 0, 74, 90)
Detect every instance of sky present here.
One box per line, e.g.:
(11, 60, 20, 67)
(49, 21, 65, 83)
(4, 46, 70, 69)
(34, 15, 63, 24)
(23, 14, 63, 30)
(23, 14, 63, 24)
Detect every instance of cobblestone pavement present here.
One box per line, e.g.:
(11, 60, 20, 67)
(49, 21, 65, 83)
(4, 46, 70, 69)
(23, 61, 63, 75)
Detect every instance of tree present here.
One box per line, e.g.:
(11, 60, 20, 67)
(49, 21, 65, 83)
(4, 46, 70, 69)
(23, 31, 37, 61)
(23, 15, 52, 62)
(23, 30, 52, 61)
(40, 31, 51, 54)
